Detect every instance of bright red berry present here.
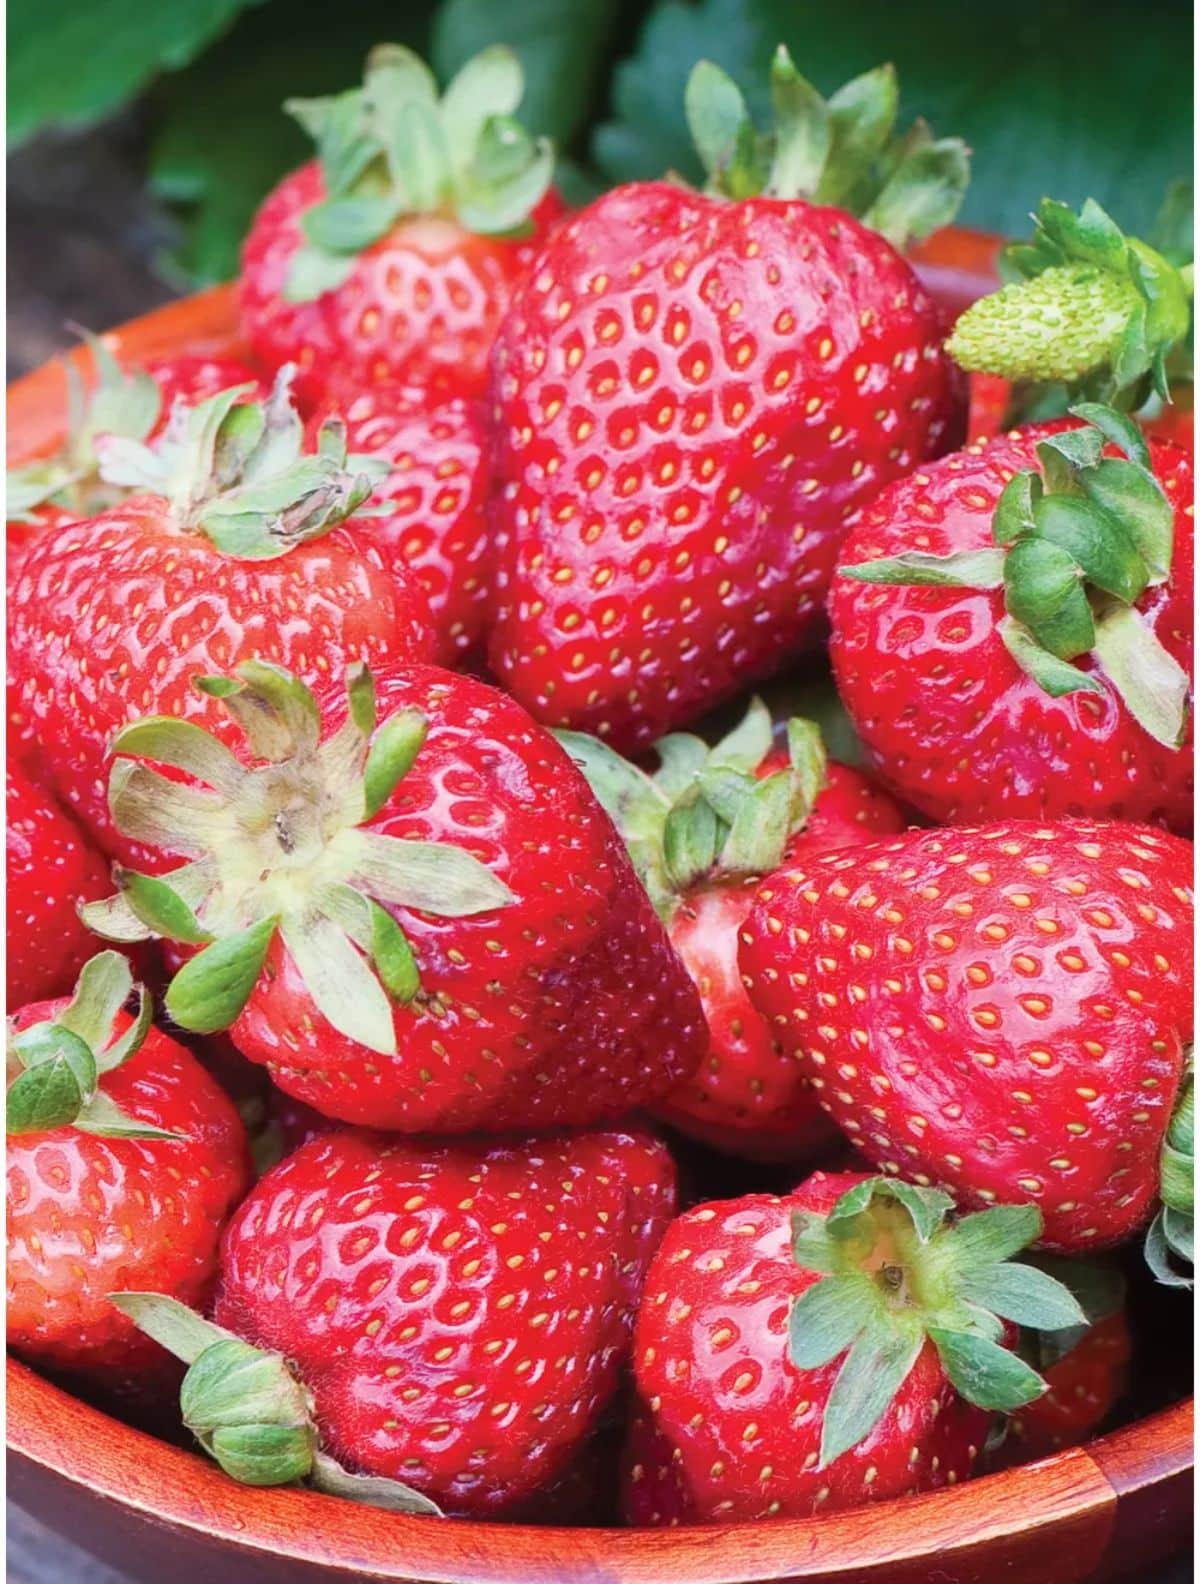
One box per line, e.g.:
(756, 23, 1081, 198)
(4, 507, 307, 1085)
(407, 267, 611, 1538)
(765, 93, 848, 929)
(486, 53, 966, 752)
(8, 377, 435, 861)
(85, 659, 706, 1134)
(6, 954, 251, 1385)
(830, 411, 1193, 830)
(558, 700, 903, 1161)
(623, 1170, 1082, 1524)
(118, 1126, 676, 1516)
(309, 383, 490, 664)
(739, 820, 1194, 1254)
(6, 761, 115, 1007)
(239, 46, 562, 410)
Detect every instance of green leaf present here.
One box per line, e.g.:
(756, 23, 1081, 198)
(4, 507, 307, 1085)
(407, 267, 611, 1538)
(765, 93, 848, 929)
(826, 1176, 953, 1244)
(955, 1262, 1087, 1332)
(708, 696, 775, 772)
(165, 917, 277, 1033)
(766, 45, 830, 198)
(1069, 402, 1151, 468)
(787, 1273, 875, 1369)
(1077, 459, 1173, 581)
(663, 793, 722, 891)
(8, 0, 262, 145)
(431, 0, 622, 148)
(56, 951, 134, 1055)
(998, 616, 1105, 699)
(6, 1028, 96, 1134)
(819, 1314, 924, 1468)
(993, 470, 1041, 547)
(1003, 536, 1096, 659)
(363, 709, 429, 819)
(1091, 604, 1191, 748)
(119, 870, 214, 945)
(719, 770, 793, 874)
(110, 1292, 237, 1364)
(930, 1326, 1046, 1413)
(148, 0, 439, 285)
(1145, 1207, 1193, 1289)
(347, 831, 515, 917)
(75, 1089, 190, 1142)
(791, 1208, 843, 1276)
(841, 548, 1005, 589)
(1031, 495, 1149, 606)
(591, 0, 1189, 239)
(278, 912, 397, 1056)
(309, 1450, 444, 1516)
(552, 729, 674, 915)
(302, 195, 400, 254)
(369, 901, 421, 1004)
(939, 1203, 1042, 1267)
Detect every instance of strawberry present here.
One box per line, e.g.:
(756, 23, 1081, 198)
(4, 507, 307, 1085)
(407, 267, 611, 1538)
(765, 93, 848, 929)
(7, 762, 115, 1006)
(309, 382, 490, 664)
(738, 819, 1194, 1258)
(557, 699, 903, 1161)
(485, 50, 967, 753)
(82, 658, 706, 1133)
(622, 1170, 1084, 1524)
(239, 45, 562, 411)
(830, 407, 1193, 829)
(992, 1259, 1130, 1466)
(6, 953, 250, 1386)
(947, 199, 1191, 421)
(8, 373, 436, 861)
(113, 1125, 675, 1516)
(7, 333, 265, 581)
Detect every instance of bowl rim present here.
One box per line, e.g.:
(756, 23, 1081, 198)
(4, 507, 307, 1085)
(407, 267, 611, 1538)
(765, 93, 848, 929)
(7, 1358, 1192, 1583)
(6, 231, 1193, 1580)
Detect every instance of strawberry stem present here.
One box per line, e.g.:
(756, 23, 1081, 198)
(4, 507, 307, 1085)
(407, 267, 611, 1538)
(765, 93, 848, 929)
(788, 1177, 1087, 1467)
(842, 404, 1189, 746)
(948, 198, 1192, 411)
(82, 662, 515, 1056)
(683, 46, 969, 249)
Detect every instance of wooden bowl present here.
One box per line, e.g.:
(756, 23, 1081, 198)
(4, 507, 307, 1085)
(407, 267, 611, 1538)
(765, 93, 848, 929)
(7, 227, 1194, 1583)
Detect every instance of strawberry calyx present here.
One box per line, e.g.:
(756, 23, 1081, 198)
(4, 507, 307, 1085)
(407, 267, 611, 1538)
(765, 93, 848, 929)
(555, 699, 827, 920)
(283, 44, 554, 301)
(947, 198, 1192, 410)
(7, 330, 165, 522)
(1145, 1057, 1194, 1289)
(81, 661, 514, 1057)
(683, 45, 969, 249)
(842, 403, 1190, 748)
(5, 952, 178, 1140)
(94, 367, 389, 560)
(788, 1177, 1087, 1468)
(110, 1293, 442, 1513)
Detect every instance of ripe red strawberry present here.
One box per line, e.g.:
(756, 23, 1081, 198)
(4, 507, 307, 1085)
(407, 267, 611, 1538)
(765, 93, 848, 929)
(6, 762, 116, 1006)
(486, 51, 967, 752)
(739, 819, 1194, 1256)
(114, 1125, 675, 1516)
(830, 408, 1193, 830)
(7, 334, 265, 581)
(309, 383, 490, 664)
(240, 45, 562, 411)
(84, 658, 706, 1133)
(622, 1170, 1084, 1524)
(558, 700, 903, 1161)
(8, 374, 436, 862)
(6, 953, 250, 1385)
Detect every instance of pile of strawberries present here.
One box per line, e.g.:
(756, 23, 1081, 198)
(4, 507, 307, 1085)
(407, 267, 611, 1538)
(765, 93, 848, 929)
(6, 42, 1194, 1529)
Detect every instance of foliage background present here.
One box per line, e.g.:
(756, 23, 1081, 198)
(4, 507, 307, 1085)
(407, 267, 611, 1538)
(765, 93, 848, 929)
(7, 0, 1193, 289)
